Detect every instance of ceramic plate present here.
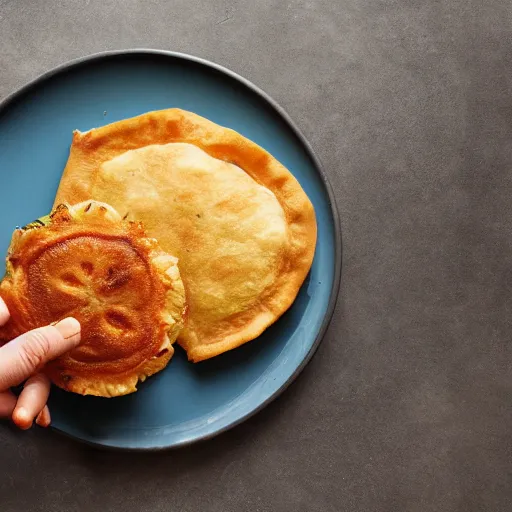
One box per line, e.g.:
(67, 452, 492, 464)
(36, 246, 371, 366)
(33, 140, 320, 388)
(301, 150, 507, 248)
(0, 50, 340, 450)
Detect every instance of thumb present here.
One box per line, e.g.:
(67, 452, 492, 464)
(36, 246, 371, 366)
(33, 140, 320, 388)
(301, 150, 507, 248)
(0, 318, 81, 391)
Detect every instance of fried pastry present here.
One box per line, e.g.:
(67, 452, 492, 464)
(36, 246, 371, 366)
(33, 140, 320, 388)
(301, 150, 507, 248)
(54, 109, 317, 362)
(0, 201, 186, 396)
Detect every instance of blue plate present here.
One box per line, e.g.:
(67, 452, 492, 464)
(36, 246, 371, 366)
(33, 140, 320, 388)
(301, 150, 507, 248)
(0, 50, 341, 450)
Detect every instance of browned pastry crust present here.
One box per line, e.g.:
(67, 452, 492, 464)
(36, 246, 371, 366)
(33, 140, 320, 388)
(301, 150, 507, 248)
(54, 109, 317, 362)
(0, 201, 186, 396)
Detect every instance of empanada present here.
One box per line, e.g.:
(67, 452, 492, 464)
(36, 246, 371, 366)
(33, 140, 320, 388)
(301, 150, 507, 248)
(54, 109, 316, 361)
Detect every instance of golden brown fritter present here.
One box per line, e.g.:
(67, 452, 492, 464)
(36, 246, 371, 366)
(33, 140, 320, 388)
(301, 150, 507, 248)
(54, 109, 317, 362)
(0, 201, 186, 396)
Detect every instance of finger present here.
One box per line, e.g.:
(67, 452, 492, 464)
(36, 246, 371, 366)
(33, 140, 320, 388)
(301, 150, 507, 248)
(12, 373, 51, 430)
(35, 406, 51, 428)
(0, 390, 16, 418)
(0, 317, 81, 390)
(0, 297, 9, 326)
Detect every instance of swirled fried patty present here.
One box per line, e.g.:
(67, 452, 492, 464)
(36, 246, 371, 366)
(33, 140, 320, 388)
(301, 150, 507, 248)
(0, 201, 186, 397)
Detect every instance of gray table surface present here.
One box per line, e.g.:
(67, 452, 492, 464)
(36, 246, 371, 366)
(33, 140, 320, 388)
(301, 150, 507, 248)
(1, 1, 511, 511)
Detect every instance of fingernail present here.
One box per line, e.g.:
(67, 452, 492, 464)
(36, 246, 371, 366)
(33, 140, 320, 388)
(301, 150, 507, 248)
(36, 409, 51, 428)
(0, 297, 10, 324)
(53, 317, 81, 346)
(36, 416, 50, 428)
(13, 407, 32, 430)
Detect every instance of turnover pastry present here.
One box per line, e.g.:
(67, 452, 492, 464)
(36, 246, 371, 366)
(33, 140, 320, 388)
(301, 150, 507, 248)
(54, 109, 316, 361)
(0, 201, 186, 396)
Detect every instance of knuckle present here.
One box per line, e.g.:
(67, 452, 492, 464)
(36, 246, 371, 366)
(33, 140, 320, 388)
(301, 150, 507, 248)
(19, 330, 52, 371)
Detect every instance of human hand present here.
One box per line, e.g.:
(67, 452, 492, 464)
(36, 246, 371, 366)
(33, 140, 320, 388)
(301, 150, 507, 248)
(0, 298, 80, 429)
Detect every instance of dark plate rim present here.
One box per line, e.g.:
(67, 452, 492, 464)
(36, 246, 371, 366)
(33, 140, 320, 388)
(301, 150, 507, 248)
(0, 49, 342, 452)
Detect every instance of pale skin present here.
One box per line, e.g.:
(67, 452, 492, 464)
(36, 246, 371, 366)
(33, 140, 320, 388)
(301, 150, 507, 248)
(0, 297, 81, 429)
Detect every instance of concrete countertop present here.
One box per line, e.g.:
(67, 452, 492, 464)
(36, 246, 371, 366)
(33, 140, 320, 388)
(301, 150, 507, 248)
(1, 1, 511, 510)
